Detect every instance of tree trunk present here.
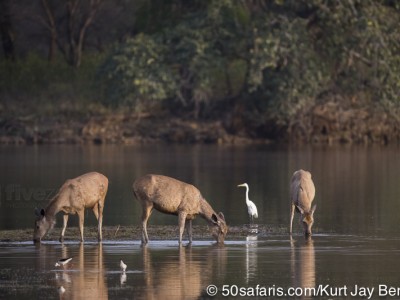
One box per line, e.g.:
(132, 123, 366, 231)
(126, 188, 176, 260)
(66, 0, 103, 67)
(0, 0, 15, 61)
(41, 0, 58, 63)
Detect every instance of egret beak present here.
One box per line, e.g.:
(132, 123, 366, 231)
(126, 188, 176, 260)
(237, 184, 245, 187)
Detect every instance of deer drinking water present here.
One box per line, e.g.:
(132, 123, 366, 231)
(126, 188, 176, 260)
(133, 174, 228, 246)
(33, 172, 108, 243)
(290, 169, 317, 236)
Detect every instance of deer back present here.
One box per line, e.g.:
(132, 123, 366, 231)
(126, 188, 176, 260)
(133, 174, 202, 215)
(290, 169, 315, 212)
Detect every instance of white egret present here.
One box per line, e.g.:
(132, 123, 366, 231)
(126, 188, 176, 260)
(120, 259, 127, 272)
(237, 183, 258, 223)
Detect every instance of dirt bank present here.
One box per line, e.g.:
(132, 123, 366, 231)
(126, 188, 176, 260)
(1, 96, 399, 145)
(0, 225, 289, 243)
(288, 95, 400, 145)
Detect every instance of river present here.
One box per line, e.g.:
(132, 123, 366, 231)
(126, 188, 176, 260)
(1, 144, 400, 299)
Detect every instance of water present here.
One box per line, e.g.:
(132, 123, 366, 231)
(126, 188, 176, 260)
(1, 236, 400, 299)
(1, 144, 400, 299)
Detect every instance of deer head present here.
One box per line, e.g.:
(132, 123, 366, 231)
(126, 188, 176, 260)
(296, 205, 317, 236)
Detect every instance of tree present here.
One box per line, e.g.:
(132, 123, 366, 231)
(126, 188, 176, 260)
(0, 0, 15, 60)
(38, 0, 103, 67)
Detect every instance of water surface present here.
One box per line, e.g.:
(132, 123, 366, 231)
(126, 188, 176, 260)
(1, 144, 400, 299)
(1, 235, 400, 299)
(1, 144, 400, 235)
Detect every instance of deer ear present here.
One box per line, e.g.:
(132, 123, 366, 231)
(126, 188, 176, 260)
(35, 208, 45, 217)
(211, 213, 218, 225)
(218, 212, 225, 221)
(310, 204, 317, 214)
(296, 205, 305, 214)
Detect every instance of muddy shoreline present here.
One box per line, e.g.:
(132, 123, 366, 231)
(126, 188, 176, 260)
(0, 225, 290, 243)
(2, 97, 400, 145)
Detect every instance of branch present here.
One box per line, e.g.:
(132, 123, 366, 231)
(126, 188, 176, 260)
(343, 46, 373, 67)
(41, 0, 56, 30)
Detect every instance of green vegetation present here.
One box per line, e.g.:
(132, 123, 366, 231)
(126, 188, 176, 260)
(1, 0, 400, 143)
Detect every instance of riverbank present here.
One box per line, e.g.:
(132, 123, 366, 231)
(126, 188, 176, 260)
(1, 96, 400, 145)
(0, 225, 290, 243)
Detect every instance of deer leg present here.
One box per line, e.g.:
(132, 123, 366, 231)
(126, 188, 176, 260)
(178, 212, 187, 246)
(77, 210, 85, 243)
(290, 203, 295, 235)
(141, 204, 153, 245)
(97, 202, 104, 242)
(185, 219, 193, 244)
(60, 214, 69, 243)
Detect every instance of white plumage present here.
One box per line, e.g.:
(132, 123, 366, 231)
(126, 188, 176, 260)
(237, 183, 259, 222)
(55, 257, 72, 267)
(120, 259, 127, 272)
(58, 286, 66, 294)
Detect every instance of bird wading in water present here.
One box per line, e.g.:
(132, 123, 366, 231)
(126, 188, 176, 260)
(237, 183, 259, 225)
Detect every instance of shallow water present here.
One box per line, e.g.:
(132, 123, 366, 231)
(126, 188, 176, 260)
(2, 144, 400, 299)
(2, 144, 400, 236)
(1, 235, 400, 299)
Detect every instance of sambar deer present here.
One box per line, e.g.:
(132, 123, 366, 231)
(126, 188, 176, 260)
(33, 172, 108, 243)
(133, 174, 228, 246)
(290, 169, 317, 236)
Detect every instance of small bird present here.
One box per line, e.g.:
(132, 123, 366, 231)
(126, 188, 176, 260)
(120, 259, 127, 272)
(237, 183, 259, 223)
(55, 257, 72, 267)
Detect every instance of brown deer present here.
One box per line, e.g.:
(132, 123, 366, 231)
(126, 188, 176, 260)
(33, 172, 108, 243)
(290, 169, 316, 236)
(133, 174, 228, 246)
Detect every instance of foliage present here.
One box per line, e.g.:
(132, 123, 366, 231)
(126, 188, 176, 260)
(0, 53, 106, 117)
(2, 0, 400, 133)
(100, 33, 178, 109)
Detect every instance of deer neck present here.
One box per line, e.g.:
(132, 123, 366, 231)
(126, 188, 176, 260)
(199, 198, 217, 224)
(45, 194, 63, 219)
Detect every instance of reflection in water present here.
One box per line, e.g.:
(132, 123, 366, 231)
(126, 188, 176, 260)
(290, 237, 316, 299)
(120, 272, 127, 285)
(245, 235, 258, 284)
(53, 244, 108, 300)
(142, 246, 202, 299)
(58, 285, 66, 299)
(140, 245, 227, 299)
